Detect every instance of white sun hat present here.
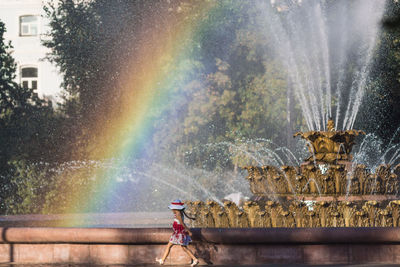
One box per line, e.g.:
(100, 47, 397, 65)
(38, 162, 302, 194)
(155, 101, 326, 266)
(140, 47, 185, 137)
(168, 199, 186, 210)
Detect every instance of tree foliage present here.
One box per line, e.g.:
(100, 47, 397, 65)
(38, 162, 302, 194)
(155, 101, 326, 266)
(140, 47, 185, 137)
(3, 1, 400, 214)
(0, 20, 59, 167)
(356, 0, 400, 144)
(0, 20, 66, 214)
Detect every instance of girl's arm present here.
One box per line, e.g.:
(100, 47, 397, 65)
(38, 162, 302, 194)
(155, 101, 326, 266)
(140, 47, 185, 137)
(175, 210, 192, 236)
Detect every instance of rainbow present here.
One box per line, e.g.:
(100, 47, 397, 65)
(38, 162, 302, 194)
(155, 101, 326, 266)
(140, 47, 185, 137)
(54, 1, 228, 225)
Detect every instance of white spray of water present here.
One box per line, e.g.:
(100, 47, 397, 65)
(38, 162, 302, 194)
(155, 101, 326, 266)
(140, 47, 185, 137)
(259, 0, 386, 130)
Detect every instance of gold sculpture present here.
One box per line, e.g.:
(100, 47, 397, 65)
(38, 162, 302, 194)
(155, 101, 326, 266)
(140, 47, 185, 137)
(293, 119, 365, 164)
(186, 121, 400, 228)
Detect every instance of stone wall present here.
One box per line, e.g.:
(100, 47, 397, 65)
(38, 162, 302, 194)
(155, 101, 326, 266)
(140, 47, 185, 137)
(0, 227, 400, 265)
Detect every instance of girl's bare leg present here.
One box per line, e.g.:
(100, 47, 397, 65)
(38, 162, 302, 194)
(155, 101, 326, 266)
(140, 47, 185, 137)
(181, 245, 198, 262)
(161, 242, 174, 261)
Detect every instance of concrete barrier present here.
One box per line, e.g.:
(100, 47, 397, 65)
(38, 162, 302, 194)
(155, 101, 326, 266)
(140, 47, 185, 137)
(0, 227, 399, 265)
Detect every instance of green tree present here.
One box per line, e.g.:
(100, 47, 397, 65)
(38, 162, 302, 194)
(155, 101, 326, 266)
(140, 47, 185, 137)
(43, 0, 305, 169)
(0, 20, 56, 167)
(3, 160, 57, 214)
(0, 20, 67, 214)
(154, 2, 305, 170)
(43, 0, 177, 158)
(357, 0, 400, 144)
(0, 19, 30, 168)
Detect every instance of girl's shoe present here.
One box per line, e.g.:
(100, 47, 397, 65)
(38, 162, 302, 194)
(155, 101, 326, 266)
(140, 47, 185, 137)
(156, 258, 164, 265)
(191, 259, 199, 267)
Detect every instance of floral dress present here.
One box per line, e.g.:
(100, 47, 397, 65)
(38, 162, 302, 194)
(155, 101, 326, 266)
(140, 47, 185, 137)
(169, 213, 191, 245)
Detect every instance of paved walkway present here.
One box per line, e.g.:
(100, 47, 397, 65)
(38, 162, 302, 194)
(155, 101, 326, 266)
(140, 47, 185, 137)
(0, 264, 398, 267)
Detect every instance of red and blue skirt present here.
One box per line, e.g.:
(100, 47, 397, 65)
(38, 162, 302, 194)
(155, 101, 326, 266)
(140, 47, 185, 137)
(169, 221, 191, 246)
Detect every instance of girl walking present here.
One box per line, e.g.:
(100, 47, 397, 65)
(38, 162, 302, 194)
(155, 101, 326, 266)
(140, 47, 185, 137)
(156, 199, 199, 266)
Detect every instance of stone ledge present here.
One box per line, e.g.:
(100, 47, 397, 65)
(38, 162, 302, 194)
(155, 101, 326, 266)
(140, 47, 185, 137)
(195, 227, 400, 244)
(0, 227, 399, 244)
(0, 228, 170, 244)
(0, 227, 398, 265)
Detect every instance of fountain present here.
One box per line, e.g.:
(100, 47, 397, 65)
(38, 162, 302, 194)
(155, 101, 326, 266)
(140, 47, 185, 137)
(2, 0, 400, 265)
(186, 119, 400, 227)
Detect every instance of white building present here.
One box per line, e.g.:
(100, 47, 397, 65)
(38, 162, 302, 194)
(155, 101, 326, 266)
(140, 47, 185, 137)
(0, 0, 62, 101)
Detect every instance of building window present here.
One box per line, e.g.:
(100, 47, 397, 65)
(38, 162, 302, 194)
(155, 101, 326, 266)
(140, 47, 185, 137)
(21, 67, 38, 90)
(20, 15, 39, 36)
